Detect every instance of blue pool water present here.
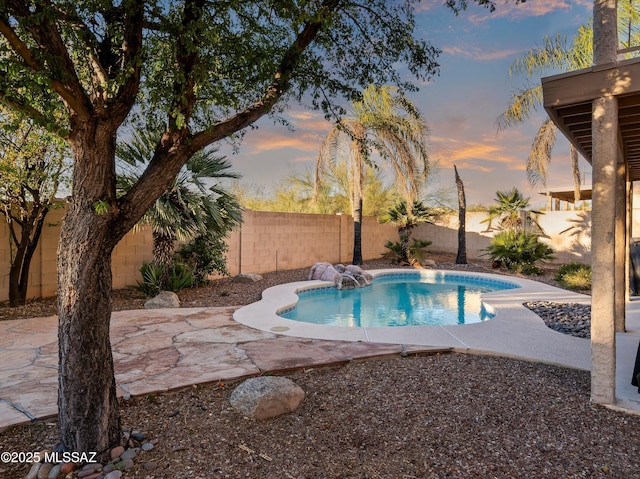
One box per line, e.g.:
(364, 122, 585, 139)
(279, 273, 519, 327)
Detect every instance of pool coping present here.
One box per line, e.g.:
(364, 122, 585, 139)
(233, 268, 595, 370)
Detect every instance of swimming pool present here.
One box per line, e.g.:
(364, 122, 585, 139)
(278, 272, 519, 327)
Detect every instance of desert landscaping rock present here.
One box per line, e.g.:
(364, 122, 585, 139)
(232, 273, 263, 283)
(109, 446, 124, 460)
(47, 464, 61, 479)
(144, 291, 180, 309)
(230, 376, 305, 420)
(525, 301, 591, 338)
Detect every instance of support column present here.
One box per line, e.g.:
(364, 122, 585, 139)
(615, 155, 626, 332)
(591, 94, 618, 405)
(591, 0, 619, 406)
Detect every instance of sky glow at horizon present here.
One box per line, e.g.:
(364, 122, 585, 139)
(219, 0, 594, 208)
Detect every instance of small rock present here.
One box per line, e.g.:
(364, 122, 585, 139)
(37, 462, 53, 479)
(26, 463, 41, 479)
(47, 464, 62, 479)
(102, 463, 115, 473)
(60, 462, 76, 474)
(77, 463, 102, 477)
(131, 432, 146, 442)
(140, 442, 154, 451)
(79, 473, 101, 479)
(232, 273, 263, 283)
(110, 446, 125, 460)
(143, 462, 158, 471)
(120, 448, 137, 461)
(144, 290, 180, 309)
(230, 376, 305, 420)
(103, 471, 123, 479)
(423, 259, 437, 266)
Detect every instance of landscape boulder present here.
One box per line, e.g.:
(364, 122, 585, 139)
(144, 291, 180, 309)
(232, 273, 263, 283)
(230, 376, 305, 420)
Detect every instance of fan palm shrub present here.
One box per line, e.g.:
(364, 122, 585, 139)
(485, 229, 554, 275)
(117, 129, 242, 291)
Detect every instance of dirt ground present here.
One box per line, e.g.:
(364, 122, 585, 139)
(4, 254, 630, 479)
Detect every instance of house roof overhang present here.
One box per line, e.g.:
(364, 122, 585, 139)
(542, 188, 592, 203)
(542, 57, 640, 181)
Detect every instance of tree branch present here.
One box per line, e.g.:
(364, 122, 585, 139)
(0, 3, 93, 117)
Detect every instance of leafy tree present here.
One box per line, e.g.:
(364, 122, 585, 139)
(239, 164, 399, 215)
(497, 1, 640, 201)
(315, 84, 429, 264)
(380, 200, 435, 264)
(116, 129, 242, 289)
(0, 0, 519, 460)
(0, 111, 69, 306)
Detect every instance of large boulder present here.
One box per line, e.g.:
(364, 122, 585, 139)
(232, 273, 263, 283)
(230, 376, 305, 420)
(144, 291, 180, 309)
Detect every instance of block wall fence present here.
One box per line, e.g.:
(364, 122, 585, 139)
(0, 206, 611, 302)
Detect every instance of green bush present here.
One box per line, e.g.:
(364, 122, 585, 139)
(485, 229, 554, 275)
(134, 261, 194, 296)
(384, 238, 432, 264)
(554, 262, 591, 290)
(176, 234, 230, 285)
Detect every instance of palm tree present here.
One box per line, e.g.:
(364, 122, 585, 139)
(497, 26, 592, 201)
(498, 3, 640, 201)
(315, 85, 429, 264)
(380, 200, 435, 264)
(482, 187, 543, 234)
(117, 129, 242, 286)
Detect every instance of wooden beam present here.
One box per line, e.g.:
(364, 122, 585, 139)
(543, 58, 640, 109)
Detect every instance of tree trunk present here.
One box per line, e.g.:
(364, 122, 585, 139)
(398, 225, 412, 264)
(153, 230, 177, 290)
(57, 122, 122, 459)
(454, 165, 467, 264)
(352, 196, 363, 265)
(8, 205, 49, 306)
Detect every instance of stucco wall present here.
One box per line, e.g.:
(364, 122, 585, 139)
(0, 207, 599, 302)
(412, 210, 593, 264)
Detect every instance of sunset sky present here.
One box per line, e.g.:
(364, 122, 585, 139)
(220, 0, 594, 208)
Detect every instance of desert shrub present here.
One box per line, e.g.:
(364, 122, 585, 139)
(384, 238, 432, 264)
(485, 229, 554, 275)
(176, 234, 229, 285)
(134, 261, 194, 296)
(555, 262, 591, 290)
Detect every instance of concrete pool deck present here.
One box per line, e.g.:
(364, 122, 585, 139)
(2, 269, 640, 431)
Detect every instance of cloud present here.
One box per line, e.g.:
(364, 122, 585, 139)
(465, 0, 591, 23)
(416, 0, 590, 23)
(286, 110, 335, 132)
(247, 131, 323, 154)
(443, 45, 522, 61)
(430, 135, 528, 172)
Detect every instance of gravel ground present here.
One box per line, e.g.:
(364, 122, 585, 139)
(4, 254, 631, 479)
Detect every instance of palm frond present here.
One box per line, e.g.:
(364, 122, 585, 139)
(496, 83, 543, 130)
(526, 118, 556, 187)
